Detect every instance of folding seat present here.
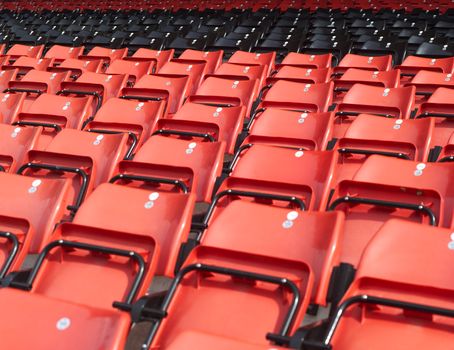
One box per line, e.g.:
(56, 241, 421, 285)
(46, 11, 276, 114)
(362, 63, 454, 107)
(0, 123, 41, 173)
(352, 40, 407, 65)
(316, 219, 454, 350)
(142, 245, 312, 350)
(397, 56, 454, 81)
(165, 101, 246, 154)
(121, 74, 190, 116)
(158, 59, 208, 94)
(79, 46, 128, 68)
(0, 91, 24, 123)
(245, 108, 334, 150)
(70, 182, 195, 276)
(58, 72, 128, 113)
(415, 42, 454, 58)
(333, 53, 393, 75)
(48, 58, 103, 79)
(190, 75, 259, 117)
(415, 87, 454, 147)
(334, 84, 416, 137)
(228, 50, 276, 76)
(114, 132, 225, 203)
(220, 144, 337, 211)
(406, 71, 454, 102)
(328, 155, 454, 266)
(213, 62, 267, 88)
(268, 66, 331, 84)
(179, 49, 223, 74)
(333, 68, 401, 99)
(84, 97, 166, 153)
(13, 93, 92, 148)
(104, 59, 153, 85)
(334, 115, 434, 183)
(18, 128, 129, 218)
(300, 40, 350, 66)
(127, 48, 174, 72)
(43, 45, 84, 65)
(5, 44, 44, 62)
(0, 172, 70, 271)
(4, 56, 54, 77)
(259, 81, 334, 113)
(6, 70, 70, 110)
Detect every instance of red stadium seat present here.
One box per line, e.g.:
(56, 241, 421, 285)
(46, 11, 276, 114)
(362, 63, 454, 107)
(269, 66, 331, 84)
(165, 101, 246, 154)
(179, 49, 223, 74)
(335, 115, 434, 183)
(228, 50, 276, 75)
(72, 183, 195, 276)
(5, 44, 45, 61)
(334, 68, 401, 96)
(323, 219, 454, 350)
(246, 108, 334, 150)
(79, 46, 128, 67)
(0, 123, 41, 172)
(19, 129, 129, 223)
(280, 52, 332, 69)
(0, 91, 24, 123)
(397, 56, 454, 79)
(5, 57, 54, 76)
(333, 54, 393, 75)
(121, 74, 190, 115)
(84, 97, 166, 152)
(260, 81, 334, 113)
(213, 62, 266, 87)
(129, 48, 174, 72)
(329, 155, 454, 266)
(105, 59, 153, 85)
(0, 68, 18, 92)
(48, 58, 103, 79)
(14, 93, 92, 148)
(115, 133, 225, 202)
(159, 59, 208, 94)
(0, 171, 70, 253)
(220, 145, 337, 210)
(44, 45, 84, 65)
(334, 84, 416, 137)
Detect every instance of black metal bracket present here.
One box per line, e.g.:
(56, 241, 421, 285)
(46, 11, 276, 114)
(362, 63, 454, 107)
(328, 195, 437, 226)
(416, 112, 454, 119)
(141, 263, 301, 349)
(338, 148, 410, 160)
(17, 162, 89, 215)
(120, 95, 162, 102)
(13, 121, 62, 132)
(245, 107, 266, 131)
(321, 294, 454, 347)
(9, 239, 146, 307)
(4, 88, 44, 95)
(152, 129, 216, 142)
(109, 173, 189, 194)
(0, 231, 20, 279)
(57, 89, 103, 113)
(438, 155, 454, 162)
(87, 128, 138, 160)
(224, 143, 253, 174)
(335, 111, 394, 118)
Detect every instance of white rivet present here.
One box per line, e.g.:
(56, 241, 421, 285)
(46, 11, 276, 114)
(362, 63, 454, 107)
(300, 112, 308, 118)
(295, 150, 304, 158)
(165, 81, 171, 86)
(56, 317, 71, 331)
(414, 169, 423, 176)
(185, 148, 193, 154)
(32, 179, 42, 187)
(188, 142, 197, 149)
(395, 119, 403, 125)
(149, 192, 159, 201)
(416, 163, 426, 170)
(14, 127, 21, 133)
(287, 211, 298, 221)
(448, 241, 454, 250)
(450, 233, 454, 241)
(282, 220, 293, 229)
(28, 186, 37, 193)
(96, 135, 104, 141)
(144, 201, 154, 209)
(298, 118, 305, 124)
(216, 107, 223, 113)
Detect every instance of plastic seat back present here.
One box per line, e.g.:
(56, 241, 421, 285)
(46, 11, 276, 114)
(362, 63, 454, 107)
(228, 50, 276, 75)
(280, 52, 332, 69)
(179, 49, 223, 74)
(44, 45, 84, 64)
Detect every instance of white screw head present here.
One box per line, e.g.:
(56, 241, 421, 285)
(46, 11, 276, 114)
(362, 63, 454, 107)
(287, 211, 299, 221)
(416, 163, 426, 170)
(56, 317, 71, 331)
(188, 142, 197, 149)
(149, 192, 159, 201)
(294, 150, 304, 158)
(32, 179, 42, 187)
